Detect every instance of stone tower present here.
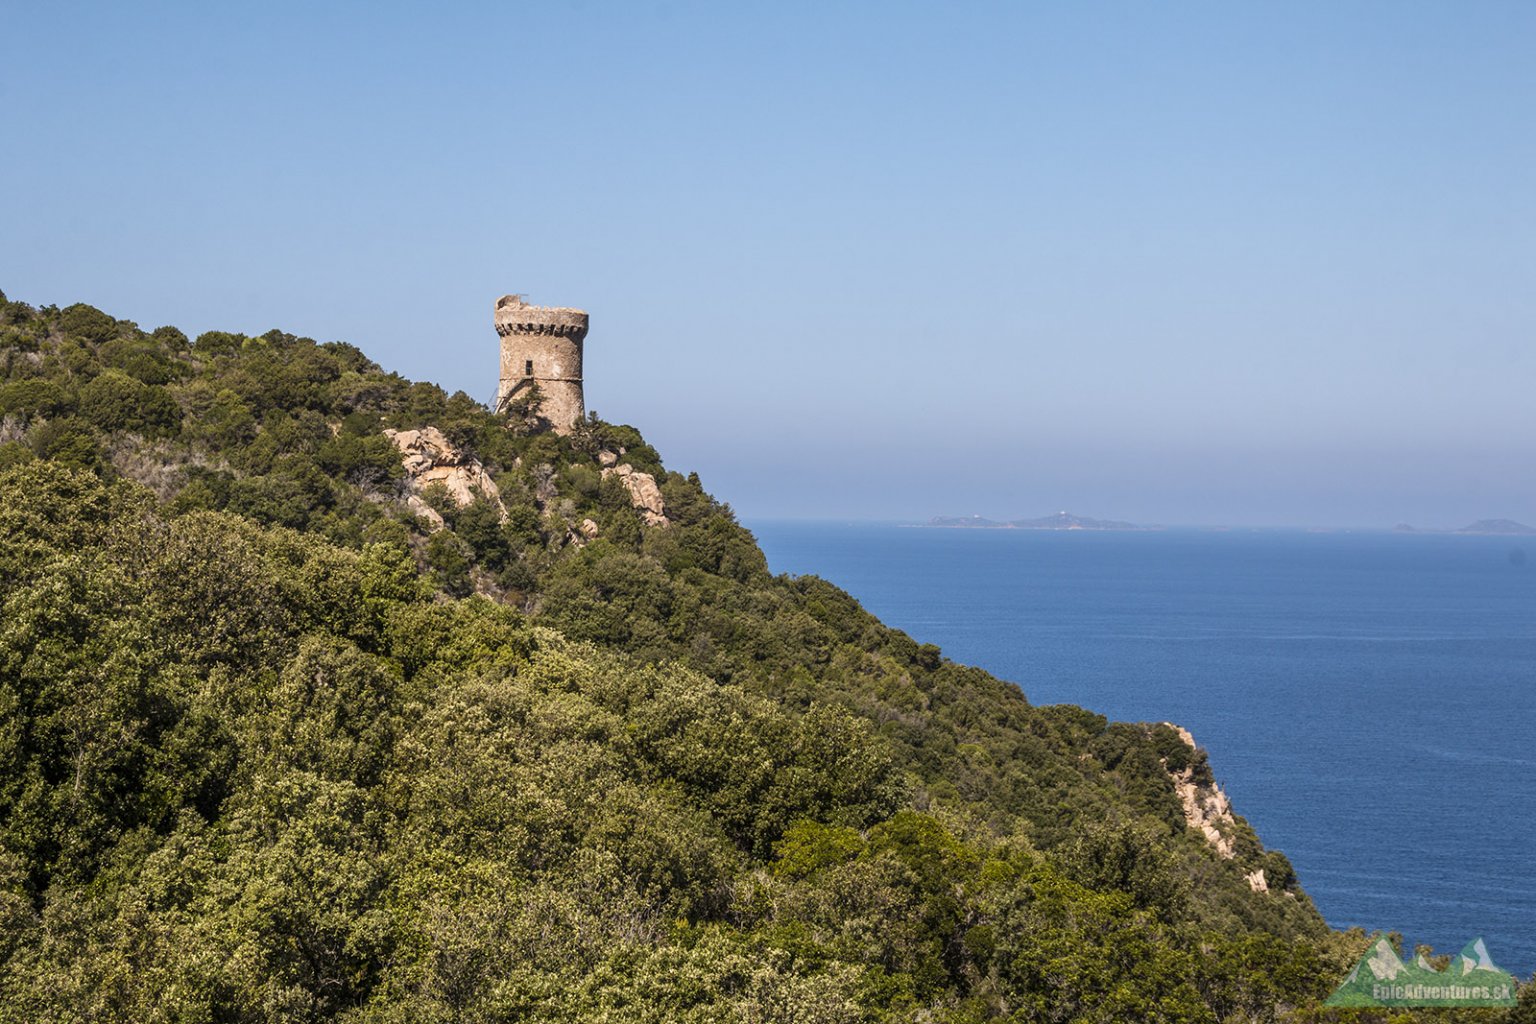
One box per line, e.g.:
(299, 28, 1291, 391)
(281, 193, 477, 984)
(493, 294, 589, 433)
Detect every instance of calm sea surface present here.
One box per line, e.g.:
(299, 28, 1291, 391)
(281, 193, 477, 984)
(749, 522, 1536, 973)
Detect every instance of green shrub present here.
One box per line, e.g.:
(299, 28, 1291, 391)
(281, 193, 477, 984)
(0, 378, 73, 418)
(77, 369, 181, 436)
(58, 302, 119, 344)
(425, 529, 474, 596)
(193, 330, 245, 354)
(151, 325, 190, 350)
(98, 338, 180, 384)
(28, 416, 100, 469)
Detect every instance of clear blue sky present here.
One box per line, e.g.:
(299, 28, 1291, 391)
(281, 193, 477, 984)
(4, 2, 1533, 526)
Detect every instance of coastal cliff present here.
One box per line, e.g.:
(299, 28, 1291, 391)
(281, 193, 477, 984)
(1157, 724, 1287, 895)
(0, 292, 1358, 1021)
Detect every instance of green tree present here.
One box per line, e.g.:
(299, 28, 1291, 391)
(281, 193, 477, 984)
(425, 529, 474, 597)
(57, 303, 118, 344)
(0, 379, 72, 418)
(27, 417, 100, 470)
(77, 370, 181, 436)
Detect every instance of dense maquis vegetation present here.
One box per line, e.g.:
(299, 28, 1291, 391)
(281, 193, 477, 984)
(0, 293, 1529, 1022)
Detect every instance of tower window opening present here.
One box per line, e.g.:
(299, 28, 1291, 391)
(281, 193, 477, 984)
(525, 359, 533, 376)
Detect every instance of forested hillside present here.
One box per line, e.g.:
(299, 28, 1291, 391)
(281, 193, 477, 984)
(0, 293, 1523, 1021)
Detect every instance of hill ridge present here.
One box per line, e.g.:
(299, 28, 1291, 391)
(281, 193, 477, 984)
(0, 290, 1373, 1021)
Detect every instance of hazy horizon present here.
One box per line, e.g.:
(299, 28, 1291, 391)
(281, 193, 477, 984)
(745, 515, 1534, 532)
(4, 2, 1532, 527)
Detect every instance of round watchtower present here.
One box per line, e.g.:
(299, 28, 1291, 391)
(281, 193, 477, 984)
(493, 294, 589, 433)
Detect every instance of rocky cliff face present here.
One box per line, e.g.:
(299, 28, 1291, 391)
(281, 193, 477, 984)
(1163, 723, 1238, 860)
(1160, 723, 1275, 893)
(384, 427, 505, 527)
(602, 462, 668, 526)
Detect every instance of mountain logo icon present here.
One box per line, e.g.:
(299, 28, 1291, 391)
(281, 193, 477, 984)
(1325, 936, 1518, 1007)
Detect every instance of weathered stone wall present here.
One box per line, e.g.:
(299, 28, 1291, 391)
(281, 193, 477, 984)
(494, 294, 588, 433)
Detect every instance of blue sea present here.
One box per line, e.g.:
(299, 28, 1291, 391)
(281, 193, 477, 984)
(749, 522, 1536, 974)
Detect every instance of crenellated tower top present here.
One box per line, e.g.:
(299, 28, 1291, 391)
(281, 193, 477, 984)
(493, 294, 589, 339)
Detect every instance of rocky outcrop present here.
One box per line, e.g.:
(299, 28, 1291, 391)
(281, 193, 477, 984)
(602, 463, 668, 526)
(1160, 723, 1270, 894)
(385, 427, 505, 528)
(1161, 724, 1237, 859)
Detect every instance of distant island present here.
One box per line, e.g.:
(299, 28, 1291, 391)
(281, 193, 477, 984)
(1394, 519, 1536, 536)
(929, 515, 1536, 535)
(1458, 519, 1536, 535)
(927, 511, 1143, 531)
